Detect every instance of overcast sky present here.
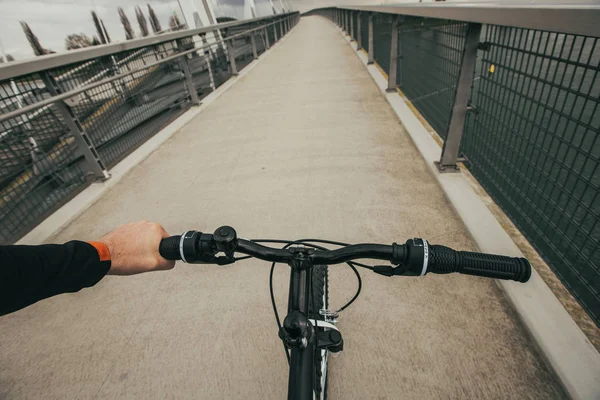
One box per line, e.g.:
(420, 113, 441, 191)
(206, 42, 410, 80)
(0, 0, 197, 60)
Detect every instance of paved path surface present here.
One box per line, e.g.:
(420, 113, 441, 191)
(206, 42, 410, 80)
(0, 17, 565, 400)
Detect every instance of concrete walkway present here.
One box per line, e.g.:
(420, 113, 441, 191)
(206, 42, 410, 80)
(0, 17, 564, 399)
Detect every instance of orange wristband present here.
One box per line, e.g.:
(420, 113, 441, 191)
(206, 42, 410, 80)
(88, 241, 111, 262)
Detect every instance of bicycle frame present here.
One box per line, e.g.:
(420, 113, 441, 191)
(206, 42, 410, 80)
(285, 263, 316, 400)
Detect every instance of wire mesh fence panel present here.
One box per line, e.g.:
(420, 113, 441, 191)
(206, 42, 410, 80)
(232, 35, 257, 72)
(51, 43, 191, 169)
(256, 31, 267, 56)
(269, 24, 276, 45)
(463, 26, 600, 325)
(0, 73, 90, 244)
(373, 15, 392, 75)
(187, 50, 216, 97)
(397, 18, 468, 139)
(361, 13, 369, 51)
(212, 45, 232, 89)
(207, 38, 231, 89)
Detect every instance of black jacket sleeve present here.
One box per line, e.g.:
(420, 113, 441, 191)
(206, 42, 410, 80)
(0, 241, 111, 316)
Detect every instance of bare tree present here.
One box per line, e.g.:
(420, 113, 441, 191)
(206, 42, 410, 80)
(20, 21, 53, 56)
(169, 13, 184, 31)
(147, 4, 162, 34)
(101, 20, 111, 43)
(65, 33, 95, 50)
(135, 6, 149, 37)
(91, 11, 109, 44)
(118, 7, 135, 40)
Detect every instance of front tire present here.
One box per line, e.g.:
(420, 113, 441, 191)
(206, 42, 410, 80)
(310, 265, 329, 400)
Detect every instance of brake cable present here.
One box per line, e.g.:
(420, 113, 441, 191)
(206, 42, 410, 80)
(252, 238, 375, 363)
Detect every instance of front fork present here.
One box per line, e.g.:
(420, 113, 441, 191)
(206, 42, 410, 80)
(281, 255, 343, 400)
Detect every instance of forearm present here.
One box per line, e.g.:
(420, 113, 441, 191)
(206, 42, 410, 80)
(0, 241, 110, 316)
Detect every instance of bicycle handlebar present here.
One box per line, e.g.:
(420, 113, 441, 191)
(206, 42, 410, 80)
(159, 226, 531, 283)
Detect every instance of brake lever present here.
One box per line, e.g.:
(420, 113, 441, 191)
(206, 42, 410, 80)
(373, 264, 409, 277)
(184, 254, 235, 265)
(215, 256, 236, 265)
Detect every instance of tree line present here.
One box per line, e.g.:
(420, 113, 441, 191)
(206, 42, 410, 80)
(13, 4, 187, 60)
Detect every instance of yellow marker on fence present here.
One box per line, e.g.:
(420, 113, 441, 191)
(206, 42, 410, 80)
(489, 64, 495, 73)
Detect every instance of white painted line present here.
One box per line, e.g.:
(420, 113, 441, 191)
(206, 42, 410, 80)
(17, 26, 298, 245)
(335, 20, 600, 400)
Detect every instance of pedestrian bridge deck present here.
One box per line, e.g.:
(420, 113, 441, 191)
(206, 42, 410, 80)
(0, 17, 565, 399)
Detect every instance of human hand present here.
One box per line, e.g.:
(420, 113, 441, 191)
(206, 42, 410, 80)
(100, 221, 175, 275)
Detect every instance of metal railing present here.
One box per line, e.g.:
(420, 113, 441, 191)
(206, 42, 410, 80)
(0, 12, 300, 245)
(308, 4, 600, 327)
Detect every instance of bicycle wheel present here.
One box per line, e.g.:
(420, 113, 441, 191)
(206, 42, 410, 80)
(310, 265, 329, 400)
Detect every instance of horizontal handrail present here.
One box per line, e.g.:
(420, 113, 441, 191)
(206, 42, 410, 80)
(305, 4, 600, 37)
(0, 12, 298, 81)
(0, 16, 293, 124)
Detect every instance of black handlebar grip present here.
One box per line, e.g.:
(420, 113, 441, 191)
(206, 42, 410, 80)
(428, 245, 531, 282)
(159, 235, 182, 261)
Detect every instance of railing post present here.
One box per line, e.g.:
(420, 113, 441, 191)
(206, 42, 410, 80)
(226, 39, 238, 76)
(273, 22, 279, 41)
(250, 33, 258, 59)
(264, 27, 270, 49)
(435, 22, 482, 173)
(350, 11, 355, 40)
(179, 54, 200, 105)
(39, 72, 109, 180)
(280, 20, 284, 38)
(387, 16, 400, 92)
(397, 29, 403, 87)
(367, 13, 374, 64)
(357, 12, 362, 50)
(345, 11, 349, 33)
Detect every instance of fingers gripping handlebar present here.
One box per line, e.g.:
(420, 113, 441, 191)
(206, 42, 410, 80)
(159, 226, 531, 283)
